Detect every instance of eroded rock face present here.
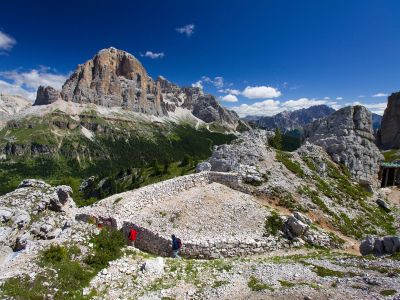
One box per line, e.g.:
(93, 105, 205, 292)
(305, 105, 383, 185)
(360, 236, 400, 256)
(54, 47, 241, 129)
(379, 92, 400, 149)
(34, 86, 61, 106)
(0, 179, 77, 250)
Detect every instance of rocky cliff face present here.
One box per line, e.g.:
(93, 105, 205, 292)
(379, 92, 400, 149)
(34, 47, 241, 129)
(304, 105, 382, 185)
(34, 86, 61, 106)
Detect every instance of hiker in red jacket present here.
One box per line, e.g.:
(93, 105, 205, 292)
(128, 228, 138, 246)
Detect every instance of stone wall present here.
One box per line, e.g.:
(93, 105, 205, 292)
(122, 221, 293, 259)
(77, 171, 295, 258)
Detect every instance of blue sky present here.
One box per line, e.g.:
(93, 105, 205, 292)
(0, 0, 399, 116)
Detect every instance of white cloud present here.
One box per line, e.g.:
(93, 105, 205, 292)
(349, 101, 387, 115)
(176, 24, 195, 37)
(242, 86, 281, 99)
(213, 76, 224, 88)
(358, 95, 365, 98)
(191, 80, 203, 89)
(336, 97, 343, 100)
(281, 98, 328, 110)
(372, 92, 388, 98)
(231, 97, 330, 117)
(140, 51, 164, 59)
(0, 31, 16, 51)
(232, 99, 282, 117)
(218, 88, 240, 95)
(194, 76, 225, 89)
(0, 79, 36, 100)
(219, 94, 238, 103)
(0, 67, 68, 100)
(324, 96, 330, 100)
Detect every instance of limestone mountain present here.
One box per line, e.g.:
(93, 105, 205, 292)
(34, 47, 242, 130)
(304, 105, 382, 185)
(244, 105, 335, 132)
(379, 92, 400, 149)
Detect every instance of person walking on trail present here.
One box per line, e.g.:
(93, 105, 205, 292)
(128, 228, 138, 247)
(171, 234, 182, 258)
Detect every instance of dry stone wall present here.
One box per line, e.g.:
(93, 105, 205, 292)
(78, 171, 297, 258)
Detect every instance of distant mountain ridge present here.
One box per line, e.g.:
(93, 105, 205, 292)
(244, 104, 383, 132)
(244, 105, 336, 132)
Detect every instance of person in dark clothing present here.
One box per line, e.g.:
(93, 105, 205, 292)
(171, 234, 182, 258)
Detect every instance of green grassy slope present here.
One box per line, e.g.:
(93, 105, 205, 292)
(0, 111, 236, 205)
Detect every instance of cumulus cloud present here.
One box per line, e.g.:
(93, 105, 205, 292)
(219, 94, 238, 103)
(140, 51, 164, 59)
(176, 24, 195, 37)
(281, 98, 328, 110)
(324, 96, 330, 100)
(0, 67, 68, 100)
(231, 100, 282, 117)
(218, 88, 241, 95)
(336, 96, 343, 100)
(242, 86, 281, 99)
(231, 97, 330, 117)
(0, 31, 16, 52)
(372, 92, 388, 98)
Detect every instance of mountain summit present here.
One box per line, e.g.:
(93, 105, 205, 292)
(34, 47, 242, 130)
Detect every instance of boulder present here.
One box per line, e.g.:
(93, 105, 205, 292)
(376, 199, 390, 211)
(0, 207, 13, 223)
(141, 257, 165, 275)
(360, 236, 375, 256)
(18, 179, 49, 189)
(15, 232, 33, 250)
(49, 185, 73, 211)
(374, 238, 385, 255)
(285, 216, 309, 238)
(293, 211, 312, 225)
(11, 210, 30, 229)
(196, 162, 211, 173)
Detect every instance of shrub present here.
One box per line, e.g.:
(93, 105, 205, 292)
(265, 211, 283, 236)
(85, 227, 126, 271)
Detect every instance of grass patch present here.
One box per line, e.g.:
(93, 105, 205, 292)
(248, 276, 274, 291)
(380, 289, 397, 296)
(1, 228, 125, 299)
(276, 151, 304, 178)
(279, 280, 296, 288)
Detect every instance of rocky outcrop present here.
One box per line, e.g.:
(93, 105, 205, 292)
(0, 179, 76, 251)
(34, 47, 241, 129)
(304, 105, 383, 185)
(360, 236, 400, 256)
(34, 86, 61, 105)
(379, 92, 400, 149)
